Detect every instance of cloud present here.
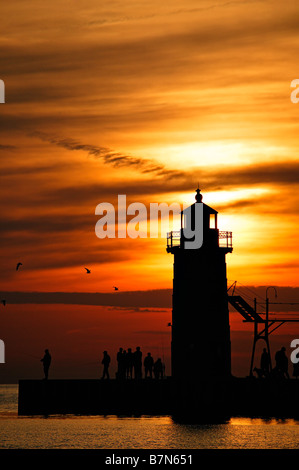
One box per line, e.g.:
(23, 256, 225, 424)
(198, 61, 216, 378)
(0, 144, 16, 150)
(0, 162, 72, 177)
(107, 306, 168, 313)
(0, 289, 172, 308)
(87, 0, 267, 27)
(2, 287, 299, 313)
(30, 131, 299, 192)
(133, 330, 170, 335)
(37, 160, 299, 208)
(31, 131, 185, 178)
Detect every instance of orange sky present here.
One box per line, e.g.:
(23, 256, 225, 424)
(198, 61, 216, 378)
(1, 0, 299, 382)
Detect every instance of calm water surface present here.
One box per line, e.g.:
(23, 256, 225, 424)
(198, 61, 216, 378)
(1, 384, 299, 449)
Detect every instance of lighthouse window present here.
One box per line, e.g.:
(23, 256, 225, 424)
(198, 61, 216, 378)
(210, 214, 216, 229)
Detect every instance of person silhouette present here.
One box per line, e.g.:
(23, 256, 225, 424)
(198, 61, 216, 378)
(101, 351, 110, 379)
(41, 349, 51, 380)
(144, 352, 154, 378)
(133, 347, 142, 379)
(260, 348, 270, 377)
(275, 347, 289, 379)
(154, 358, 163, 379)
(116, 347, 124, 379)
(122, 350, 127, 378)
(126, 348, 133, 379)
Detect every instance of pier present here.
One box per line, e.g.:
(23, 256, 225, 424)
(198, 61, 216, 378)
(18, 378, 173, 416)
(18, 377, 299, 421)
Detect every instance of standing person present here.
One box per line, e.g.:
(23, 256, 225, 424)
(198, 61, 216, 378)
(101, 351, 110, 379)
(116, 347, 124, 379)
(133, 346, 142, 379)
(144, 352, 154, 378)
(260, 348, 270, 377)
(275, 347, 289, 379)
(153, 358, 163, 379)
(122, 350, 127, 378)
(126, 348, 133, 379)
(41, 349, 51, 380)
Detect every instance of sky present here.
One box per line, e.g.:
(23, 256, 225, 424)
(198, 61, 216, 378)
(0, 0, 299, 382)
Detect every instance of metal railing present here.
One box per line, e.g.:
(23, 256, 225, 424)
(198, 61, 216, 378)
(167, 230, 232, 249)
(219, 231, 233, 248)
(167, 231, 181, 249)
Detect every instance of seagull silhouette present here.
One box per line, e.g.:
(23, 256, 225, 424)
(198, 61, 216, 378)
(16, 262, 22, 271)
(1, 300, 6, 306)
(85, 268, 91, 274)
(113, 286, 119, 291)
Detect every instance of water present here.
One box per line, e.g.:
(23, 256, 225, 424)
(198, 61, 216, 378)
(1, 384, 299, 449)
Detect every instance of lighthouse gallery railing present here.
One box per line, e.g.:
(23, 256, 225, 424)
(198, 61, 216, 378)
(167, 230, 232, 249)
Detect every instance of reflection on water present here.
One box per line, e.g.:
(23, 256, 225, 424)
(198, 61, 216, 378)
(230, 417, 299, 426)
(1, 385, 299, 449)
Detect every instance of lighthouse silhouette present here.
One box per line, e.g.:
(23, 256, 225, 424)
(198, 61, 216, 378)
(167, 189, 233, 382)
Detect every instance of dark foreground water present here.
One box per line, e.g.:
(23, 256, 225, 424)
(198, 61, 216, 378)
(1, 384, 299, 449)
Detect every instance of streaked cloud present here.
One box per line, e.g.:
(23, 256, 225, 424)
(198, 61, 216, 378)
(30, 131, 185, 177)
(2, 287, 299, 313)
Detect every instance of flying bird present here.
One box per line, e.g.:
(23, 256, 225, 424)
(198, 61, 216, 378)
(113, 286, 119, 291)
(1, 300, 6, 306)
(85, 268, 91, 274)
(16, 262, 23, 271)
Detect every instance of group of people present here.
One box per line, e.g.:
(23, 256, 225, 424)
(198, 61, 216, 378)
(101, 347, 164, 380)
(40, 347, 164, 381)
(41, 346, 298, 381)
(256, 346, 298, 379)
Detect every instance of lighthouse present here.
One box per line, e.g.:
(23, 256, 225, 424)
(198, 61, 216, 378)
(167, 189, 233, 382)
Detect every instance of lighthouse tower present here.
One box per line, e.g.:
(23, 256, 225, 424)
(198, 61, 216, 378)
(167, 189, 233, 381)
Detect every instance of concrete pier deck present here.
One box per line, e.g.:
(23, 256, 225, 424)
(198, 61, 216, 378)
(18, 377, 299, 421)
(18, 378, 173, 416)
